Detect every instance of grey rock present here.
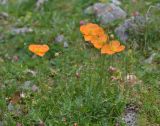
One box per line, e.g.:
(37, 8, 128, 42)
(115, 18, 133, 42)
(115, 16, 146, 42)
(115, 23, 128, 42)
(8, 103, 14, 111)
(24, 69, 37, 77)
(123, 112, 137, 126)
(93, 3, 126, 24)
(111, 0, 121, 6)
(36, 0, 47, 9)
(122, 104, 138, 126)
(55, 34, 64, 43)
(85, 3, 126, 24)
(144, 53, 157, 64)
(0, 121, 3, 126)
(0, 0, 7, 5)
(63, 41, 69, 48)
(84, 6, 94, 15)
(11, 27, 33, 35)
(0, 12, 9, 19)
(22, 81, 32, 90)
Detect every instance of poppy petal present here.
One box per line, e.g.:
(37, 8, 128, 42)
(80, 25, 87, 34)
(90, 33, 108, 49)
(87, 23, 99, 30)
(36, 52, 45, 57)
(29, 44, 49, 57)
(83, 35, 93, 41)
(80, 23, 99, 35)
(92, 42, 104, 49)
(101, 44, 115, 54)
(91, 38, 106, 49)
(115, 45, 125, 52)
(80, 23, 105, 36)
(111, 40, 120, 48)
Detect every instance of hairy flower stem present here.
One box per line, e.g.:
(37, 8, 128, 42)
(107, 55, 113, 85)
(111, 55, 113, 66)
(98, 54, 106, 90)
(104, 55, 108, 86)
(89, 54, 92, 91)
(124, 52, 130, 99)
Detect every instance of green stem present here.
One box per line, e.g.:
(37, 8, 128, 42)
(97, 54, 106, 90)
(111, 55, 113, 66)
(124, 52, 129, 98)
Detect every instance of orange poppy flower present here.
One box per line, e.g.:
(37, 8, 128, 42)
(101, 40, 125, 55)
(80, 23, 101, 35)
(80, 23, 108, 48)
(91, 32, 108, 49)
(80, 23, 106, 41)
(28, 44, 49, 57)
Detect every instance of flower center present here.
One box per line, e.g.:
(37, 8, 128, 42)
(110, 46, 115, 51)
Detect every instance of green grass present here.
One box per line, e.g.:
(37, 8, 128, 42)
(0, 0, 160, 125)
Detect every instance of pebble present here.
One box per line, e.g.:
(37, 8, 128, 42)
(63, 41, 69, 48)
(55, 34, 64, 43)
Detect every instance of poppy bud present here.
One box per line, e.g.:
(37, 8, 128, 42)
(62, 117, 67, 122)
(39, 121, 45, 126)
(16, 123, 22, 126)
(73, 123, 78, 126)
(55, 52, 60, 57)
(20, 92, 25, 98)
(132, 0, 137, 3)
(75, 72, 80, 78)
(110, 34, 115, 39)
(125, 74, 138, 85)
(79, 20, 85, 25)
(115, 122, 120, 126)
(108, 66, 117, 73)
(12, 55, 19, 62)
(132, 11, 139, 17)
(111, 76, 118, 81)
